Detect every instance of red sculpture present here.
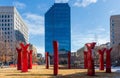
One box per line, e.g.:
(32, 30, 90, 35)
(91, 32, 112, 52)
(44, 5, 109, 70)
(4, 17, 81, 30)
(28, 50, 33, 69)
(86, 42, 96, 76)
(45, 52, 49, 69)
(98, 48, 106, 70)
(20, 43, 29, 72)
(53, 41, 59, 76)
(16, 48, 22, 70)
(106, 48, 112, 73)
(84, 51, 88, 69)
(68, 51, 71, 69)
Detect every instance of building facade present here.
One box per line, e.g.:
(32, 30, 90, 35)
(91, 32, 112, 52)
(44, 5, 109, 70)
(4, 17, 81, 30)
(110, 15, 120, 46)
(0, 6, 28, 63)
(45, 3, 71, 55)
(110, 15, 120, 65)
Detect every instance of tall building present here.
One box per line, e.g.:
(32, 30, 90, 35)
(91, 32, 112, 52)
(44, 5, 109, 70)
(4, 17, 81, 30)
(45, 3, 71, 55)
(110, 15, 120, 46)
(0, 6, 28, 61)
(110, 15, 120, 65)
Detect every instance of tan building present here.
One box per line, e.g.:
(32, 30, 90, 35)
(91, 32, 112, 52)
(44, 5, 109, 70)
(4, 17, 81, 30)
(110, 15, 120, 65)
(0, 6, 28, 63)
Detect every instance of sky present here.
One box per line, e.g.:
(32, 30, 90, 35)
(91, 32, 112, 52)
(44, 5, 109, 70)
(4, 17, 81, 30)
(0, 0, 120, 56)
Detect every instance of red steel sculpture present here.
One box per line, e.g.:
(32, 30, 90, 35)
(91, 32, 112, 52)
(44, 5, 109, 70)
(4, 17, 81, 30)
(106, 48, 112, 73)
(45, 52, 49, 69)
(20, 43, 30, 72)
(16, 48, 22, 70)
(68, 51, 71, 69)
(53, 41, 59, 76)
(86, 42, 96, 76)
(28, 50, 33, 69)
(98, 48, 106, 70)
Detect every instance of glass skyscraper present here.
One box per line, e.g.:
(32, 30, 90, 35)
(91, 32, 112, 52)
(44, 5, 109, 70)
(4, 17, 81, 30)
(45, 3, 71, 55)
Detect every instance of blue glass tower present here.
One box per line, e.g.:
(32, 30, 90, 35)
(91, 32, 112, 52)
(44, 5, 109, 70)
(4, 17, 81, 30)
(45, 3, 71, 55)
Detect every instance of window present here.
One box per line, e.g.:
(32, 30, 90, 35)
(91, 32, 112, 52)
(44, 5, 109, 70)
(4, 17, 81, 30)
(112, 23, 114, 26)
(112, 41, 115, 44)
(2, 15, 4, 18)
(8, 23, 10, 26)
(111, 20, 114, 22)
(8, 19, 10, 22)
(5, 15, 7, 18)
(8, 15, 10, 18)
(5, 32, 7, 34)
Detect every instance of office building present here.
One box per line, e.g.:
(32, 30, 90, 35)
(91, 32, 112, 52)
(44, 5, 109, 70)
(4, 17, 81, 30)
(45, 3, 71, 56)
(110, 15, 120, 65)
(0, 6, 28, 62)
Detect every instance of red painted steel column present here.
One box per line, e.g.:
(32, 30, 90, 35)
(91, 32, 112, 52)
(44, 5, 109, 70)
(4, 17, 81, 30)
(84, 51, 88, 69)
(68, 51, 71, 69)
(98, 48, 106, 70)
(16, 48, 22, 70)
(106, 48, 112, 73)
(20, 43, 29, 72)
(86, 42, 96, 76)
(53, 41, 59, 76)
(45, 52, 49, 69)
(28, 50, 33, 69)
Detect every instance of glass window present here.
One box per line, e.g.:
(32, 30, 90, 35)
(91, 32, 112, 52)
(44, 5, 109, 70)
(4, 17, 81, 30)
(8, 15, 10, 18)
(2, 15, 4, 18)
(5, 32, 7, 34)
(8, 19, 10, 22)
(5, 15, 7, 18)
(113, 41, 115, 44)
(8, 23, 10, 26)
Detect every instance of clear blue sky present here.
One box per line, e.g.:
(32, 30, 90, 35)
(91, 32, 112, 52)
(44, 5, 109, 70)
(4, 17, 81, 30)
(0, 0, 120, 56)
